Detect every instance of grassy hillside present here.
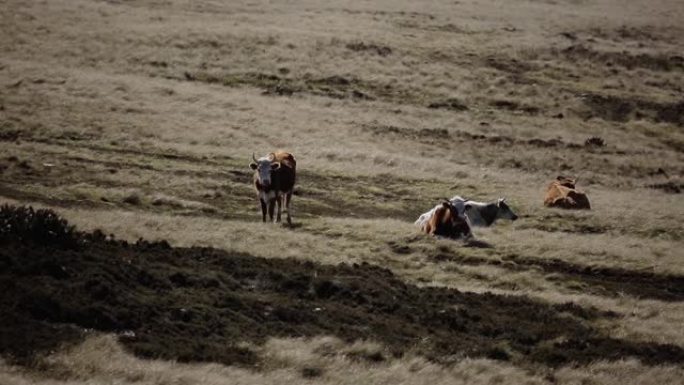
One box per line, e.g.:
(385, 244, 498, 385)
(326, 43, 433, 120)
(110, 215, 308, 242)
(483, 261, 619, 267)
(1, 0, 683, 384)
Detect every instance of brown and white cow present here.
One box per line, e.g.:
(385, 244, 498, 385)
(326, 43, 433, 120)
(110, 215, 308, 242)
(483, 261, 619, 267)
(250, 151, 297, 224)
(544, 176, 591, 209)
(422, 200, 472, 239)
(416, 196, 518, 228)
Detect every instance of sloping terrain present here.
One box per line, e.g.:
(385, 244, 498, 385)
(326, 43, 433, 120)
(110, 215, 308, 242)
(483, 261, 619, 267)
(1, 0, 684, 384)
(2, 205, 683, 370)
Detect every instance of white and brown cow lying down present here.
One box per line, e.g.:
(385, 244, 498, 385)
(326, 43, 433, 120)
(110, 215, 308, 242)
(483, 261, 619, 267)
(415, 195, 519, 231)
(420, 200, 472, 239)
(250, 151, 297, 224)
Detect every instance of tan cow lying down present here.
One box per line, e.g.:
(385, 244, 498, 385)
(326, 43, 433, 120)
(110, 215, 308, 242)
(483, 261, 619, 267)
(544, 176, 591, 209)
(422, 200, 472, 239)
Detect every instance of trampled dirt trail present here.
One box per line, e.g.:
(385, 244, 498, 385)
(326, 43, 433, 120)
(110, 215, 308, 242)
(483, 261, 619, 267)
(2, 205, 683, 368)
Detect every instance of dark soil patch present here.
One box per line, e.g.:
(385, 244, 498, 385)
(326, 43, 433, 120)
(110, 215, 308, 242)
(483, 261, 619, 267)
(345, 41, 392, 57)
(428, 250, 684, 302)
(581, 94, 634, 122)
(427, 98, 469, 111)
(589, 26, 674, 44)
(504, 254, 684, 301)
(485, 56, 537, 74)
(361, 124, 614, 151)
(52, 130, 100, 142)
(394, 20, 468, 34)
(646, 181, 682, 194)
(584, 136, 606, 147)
(300, 366, 324, 378)
(518, 219, 610, 235)
(361, 124, 450, 142)
(0, 128, 24, 142)
(0, 184, 106, 211)
(3, 206, 684, 368)
(184, 71, 422, 104)
(560, 44, 684, 72)
(655, 100, 684, 126)
(362, 124, 544, 148)
(453, 131, 587, 150)
(489, 99, 540, 115)
(33, 137, 218, 164)
(580, 93, 684, 125)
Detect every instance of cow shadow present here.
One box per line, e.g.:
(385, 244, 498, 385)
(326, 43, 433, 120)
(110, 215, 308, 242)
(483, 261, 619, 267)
(463, 238, 494, 248)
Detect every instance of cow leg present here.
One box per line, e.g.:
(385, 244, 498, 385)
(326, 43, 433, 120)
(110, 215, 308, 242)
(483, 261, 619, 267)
(275, 194, 282, 223)
(260, 198, 267, 222)
(285, 191, 293, 225)
(268, 198, 276, 222)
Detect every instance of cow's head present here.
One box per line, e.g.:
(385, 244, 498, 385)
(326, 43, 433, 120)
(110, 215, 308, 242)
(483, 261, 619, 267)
(496, 198, 518, 221)
(443, 200, 472, 237)
(556, 175, 577, 189)
(249, 153, 281, 188)
(442, 200, 465, 223)
(442, 200, 457, 217)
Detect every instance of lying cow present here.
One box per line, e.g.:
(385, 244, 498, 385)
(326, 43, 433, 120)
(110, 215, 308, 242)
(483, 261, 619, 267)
(455, 196, 519, 227)
(415, 195, 518, 229)
(544, 176, 590, 209)
(249, 151, 297, 224)
(421, 200, 472, 239)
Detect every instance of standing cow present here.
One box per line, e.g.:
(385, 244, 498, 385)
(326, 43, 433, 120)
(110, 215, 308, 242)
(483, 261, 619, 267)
(250, 151, 296, 224)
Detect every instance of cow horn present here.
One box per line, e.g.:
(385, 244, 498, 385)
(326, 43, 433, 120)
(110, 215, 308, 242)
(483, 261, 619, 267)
(252, 152, 258, 162)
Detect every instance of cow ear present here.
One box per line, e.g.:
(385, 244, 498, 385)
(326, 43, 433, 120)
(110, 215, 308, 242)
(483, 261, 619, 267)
(271, 162, 281, 170)
(249, 162, 258, 170)
(442, 201, 450, 208)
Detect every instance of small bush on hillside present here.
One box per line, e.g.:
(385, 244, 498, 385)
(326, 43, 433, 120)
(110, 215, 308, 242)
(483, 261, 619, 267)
(0, 205, 79, 248)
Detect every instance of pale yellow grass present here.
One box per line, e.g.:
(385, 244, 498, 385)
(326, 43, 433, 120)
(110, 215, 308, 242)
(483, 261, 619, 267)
(2, 0, 684, 382)
(0, 335, 544, 385)
(3, 334, 684, 385)
(488, 229, 683, 275)
(4, 196, 684, 349)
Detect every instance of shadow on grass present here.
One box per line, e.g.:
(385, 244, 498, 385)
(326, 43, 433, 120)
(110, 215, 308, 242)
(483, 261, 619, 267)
(428, 249, 684, 302)
(1, 205, 683, 369)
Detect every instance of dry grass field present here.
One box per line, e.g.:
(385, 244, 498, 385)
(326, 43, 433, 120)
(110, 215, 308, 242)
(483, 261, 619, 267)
(1, 0, 684, 384)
